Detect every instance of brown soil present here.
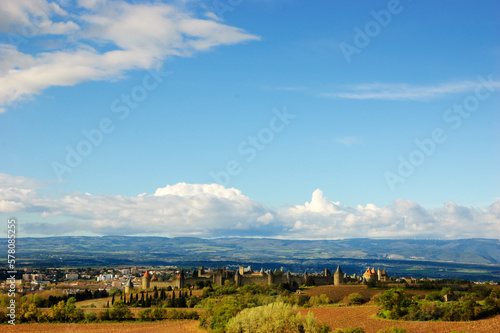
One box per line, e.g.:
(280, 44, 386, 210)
(299, 306, 500, 333)
(0, 320, 204, 333)
(304, 285, 430, 304)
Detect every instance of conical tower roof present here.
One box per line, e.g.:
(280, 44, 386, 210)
(125, 278, 133, 287)
(335, 265, 343, 274)
(143, 270, 151, 278)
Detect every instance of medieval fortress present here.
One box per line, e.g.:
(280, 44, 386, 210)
(126, 265, 389, 292)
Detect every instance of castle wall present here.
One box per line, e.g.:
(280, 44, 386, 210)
(240, 276, 268, 285)
(150, 280, 177, 289)
(312, 276, 332, 286)
(146, 267, 351, 290)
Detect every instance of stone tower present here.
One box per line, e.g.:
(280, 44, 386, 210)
(142, 270, 151, 290)
(325, 268, 333, 285)
(177, 270, 185, 289)
(124, 278, 133, 294)
(235, 270, 241, 287)
(334, 265, 344, 285)
(267, 270, 274, 285)
(213, 267, 223, 286)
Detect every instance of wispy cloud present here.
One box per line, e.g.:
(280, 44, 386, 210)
(319, 80, 500, 101)
(336, 136, 361, 146)
(0, 0, 259, 111)
(1, 174, 498, 239)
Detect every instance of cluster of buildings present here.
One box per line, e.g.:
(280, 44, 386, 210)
(4, 265, 395, 296)
(131, 265, 365, 292)
(362, 268, 389, 282)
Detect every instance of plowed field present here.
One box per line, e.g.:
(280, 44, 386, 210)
(0, 320, 204, 333)
(299, 306, 500, 333)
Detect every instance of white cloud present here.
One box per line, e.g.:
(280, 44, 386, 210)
(0, 0, 77, 34)
(1, 173, 498, 239)
(0, 0, 259, 110)
(319, 80, 500, 101)
(257, 212, 274, 224)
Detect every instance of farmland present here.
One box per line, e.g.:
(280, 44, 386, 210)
(6, 305, 500, 333)
(303, 284, 429, 303)
(0, 320, 204, 333)
(300, 306, 500, 333)
(3, 281, 500, 332)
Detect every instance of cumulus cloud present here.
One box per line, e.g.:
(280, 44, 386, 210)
(1, 173, 498, 239)
(0, 0, 259, 110)
(0, 0, 76, 34)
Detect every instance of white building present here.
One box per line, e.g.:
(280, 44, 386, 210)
(96, 274, 114, 282)
(66, 274, 79, 280)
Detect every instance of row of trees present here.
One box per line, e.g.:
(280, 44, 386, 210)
(376, 288, 500, 321)
(117, 289, 194, 308)
(0, 297, 199, 324)
(0, 289, 108, 309)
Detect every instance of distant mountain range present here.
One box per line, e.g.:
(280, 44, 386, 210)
(7, 236, 500, 267)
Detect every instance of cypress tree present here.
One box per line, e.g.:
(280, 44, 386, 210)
(112, 294, 115, 305)
(160, 288, 166, 300)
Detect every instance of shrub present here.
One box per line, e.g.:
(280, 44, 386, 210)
(138, 308, 152, 321)
(152, 307, 165, 320)
(375, 289, 415, 320)
(84, 311, 97, 323)
(309, 294, 331, 307)
(425, 291, 443, 302)
(109, 300, 133, 321)
(347, 293, 365, 306)
(98, 309, 110, 321)
(333, 328, 365, 333)
(0, 311, 7, 324)
(288, 294, 311, 307)
(226, 302, 327, 333)
(376, 327, 406, 333)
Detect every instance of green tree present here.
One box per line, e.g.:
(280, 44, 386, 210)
(347, 293, 365, 306)
(376, 289, 415, 320)
(226, 302, 325, 333)
(138, 308, 152, 321)
(109, 300, 133, 321)
(65, 297, 84, 322)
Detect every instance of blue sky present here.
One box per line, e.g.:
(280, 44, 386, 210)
(0, 0, 499, 239)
